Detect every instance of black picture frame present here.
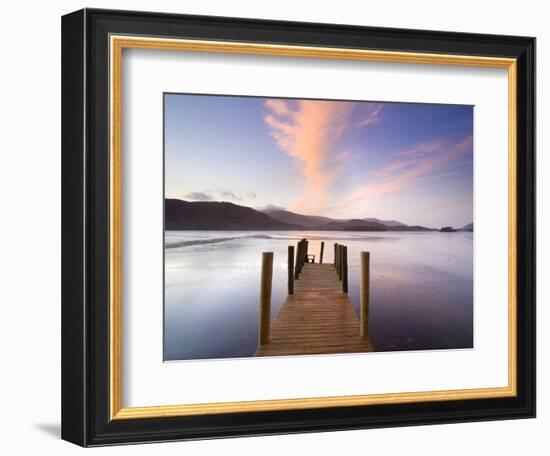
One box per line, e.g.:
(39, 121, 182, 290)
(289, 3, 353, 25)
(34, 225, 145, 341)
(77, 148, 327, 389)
(62, 8, 535, 447)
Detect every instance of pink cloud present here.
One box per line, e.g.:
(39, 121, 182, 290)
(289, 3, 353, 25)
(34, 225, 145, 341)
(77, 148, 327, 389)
(349, 135, 473, 201)
(264, 99, 293, 117)
(264, 99, 356, 213)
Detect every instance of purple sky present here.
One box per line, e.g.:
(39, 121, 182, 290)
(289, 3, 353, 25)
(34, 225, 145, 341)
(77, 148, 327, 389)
(165, 94, 473, 228)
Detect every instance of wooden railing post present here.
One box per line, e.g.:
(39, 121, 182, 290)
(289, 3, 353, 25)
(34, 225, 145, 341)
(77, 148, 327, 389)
(335, 243, 339, 273)
(295, 239, 310, 277)
(320, 241, 325, 264)
(338, 245, 343, 281)
(294, 241, 302, 279)
(299, 240, 304, 273)
(288, 246, 294, 295)
(294, 241, 300, 280)
(336, 244, 339, 275)
(258, 252, 274, 346)
(360, 251, 370, 338)
(342, 246, 348, 293)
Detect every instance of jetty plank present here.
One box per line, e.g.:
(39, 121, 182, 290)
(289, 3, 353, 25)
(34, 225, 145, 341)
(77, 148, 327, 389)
(255, 263, 373, 356)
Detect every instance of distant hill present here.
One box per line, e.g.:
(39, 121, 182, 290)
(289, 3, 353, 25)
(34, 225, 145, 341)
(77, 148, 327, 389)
(265, 209, 433, 231)
(387, 225, 435, 232)
(363, 217, 406, 227)
(318, 219, 388, 231)
(264, 209, 407, 229)
(458, 222, 474, 232)
(263, 209, 336, 227)
(165, 199, 302, 230)
(440, 226, 457, 232)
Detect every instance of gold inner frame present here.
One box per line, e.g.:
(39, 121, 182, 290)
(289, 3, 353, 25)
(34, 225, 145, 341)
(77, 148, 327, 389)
(109, 35, 517, 420)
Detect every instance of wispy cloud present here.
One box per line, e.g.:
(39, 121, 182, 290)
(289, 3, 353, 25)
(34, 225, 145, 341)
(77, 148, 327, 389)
(349, 135, 473, 202)
(264, 99, 292, 116)
(184, 189, 257, 202)
(220, 189, 239, 200)
(393, 140, 447, 158)
(219, 189, 257, 202)
(357, 104, 383, 127)
(184, 191, 213, 201)
(264, 99, 381, 213)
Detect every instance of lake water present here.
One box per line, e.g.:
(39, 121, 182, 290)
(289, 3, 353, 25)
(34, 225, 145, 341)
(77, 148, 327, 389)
(164, 231, 473, 361)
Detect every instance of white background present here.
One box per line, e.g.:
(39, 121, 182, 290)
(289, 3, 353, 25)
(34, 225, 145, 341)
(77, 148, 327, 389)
(123, 50, 508, 407)
(0, 0, 546, 454)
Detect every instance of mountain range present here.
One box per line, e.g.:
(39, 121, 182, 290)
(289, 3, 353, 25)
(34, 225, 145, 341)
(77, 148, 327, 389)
(165, 199, 300, 230)
(165, 199, 472, 232)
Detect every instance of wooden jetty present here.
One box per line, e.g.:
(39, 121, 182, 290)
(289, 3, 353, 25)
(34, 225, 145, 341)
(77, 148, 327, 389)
(255, 241, 373, 357)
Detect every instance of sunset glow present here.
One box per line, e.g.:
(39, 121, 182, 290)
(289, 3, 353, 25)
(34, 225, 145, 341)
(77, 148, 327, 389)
(164, 94, 473, 228)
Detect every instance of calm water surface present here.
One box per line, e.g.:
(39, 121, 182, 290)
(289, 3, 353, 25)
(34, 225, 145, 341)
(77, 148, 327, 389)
(164, 231, 473, 361)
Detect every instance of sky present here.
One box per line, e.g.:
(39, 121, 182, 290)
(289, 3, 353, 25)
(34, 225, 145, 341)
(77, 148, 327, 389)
(164, 93, 473, 228)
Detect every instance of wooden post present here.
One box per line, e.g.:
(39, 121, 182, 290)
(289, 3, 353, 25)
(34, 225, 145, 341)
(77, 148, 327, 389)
(339, 244, 343, 276)
(299, 240, 304, 270)
(288, 246, 294, 295)
(320, 241, 325, 264)
(296, 239, 309, 274)
(338, 245, 343, 281)
(336, 245, 339, 275)
(360, 251, 370, 338)
(342, 246, 348, 293)
(294, 241, 302, 279)
(258, 252, 274, 346)
(335, 243, 339, 272)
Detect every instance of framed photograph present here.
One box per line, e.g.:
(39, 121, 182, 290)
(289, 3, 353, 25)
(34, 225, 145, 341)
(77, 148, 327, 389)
(61, 8, 535, 446)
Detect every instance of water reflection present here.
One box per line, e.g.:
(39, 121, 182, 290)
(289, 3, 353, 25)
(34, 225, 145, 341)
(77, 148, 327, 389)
(164, 231, 473, 361)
